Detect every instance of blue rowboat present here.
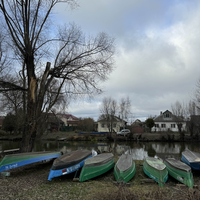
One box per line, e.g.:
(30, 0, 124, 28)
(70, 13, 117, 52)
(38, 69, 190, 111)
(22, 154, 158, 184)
(181, 149, 200, 170)
(0, 151, 61, 173)
(48, 149, 93, 181)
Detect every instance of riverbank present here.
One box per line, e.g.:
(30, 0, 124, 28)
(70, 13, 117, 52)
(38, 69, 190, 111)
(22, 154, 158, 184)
(0, 131, 196, 143)
(0, 159, 200, 200)
(34, 131, 200, 143)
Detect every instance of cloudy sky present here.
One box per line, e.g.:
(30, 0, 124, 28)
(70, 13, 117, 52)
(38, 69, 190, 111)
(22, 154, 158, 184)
(55, 0, 200, 122)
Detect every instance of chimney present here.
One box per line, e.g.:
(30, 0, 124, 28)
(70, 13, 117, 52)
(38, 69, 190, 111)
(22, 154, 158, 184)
(160, 111, 162, 115)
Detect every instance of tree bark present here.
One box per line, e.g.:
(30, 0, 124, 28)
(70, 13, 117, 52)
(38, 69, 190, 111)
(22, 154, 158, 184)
(21, 55, 38, 152)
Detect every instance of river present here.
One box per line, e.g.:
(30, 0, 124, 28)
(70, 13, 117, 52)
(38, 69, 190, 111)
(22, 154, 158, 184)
(1, 140, 200, 160)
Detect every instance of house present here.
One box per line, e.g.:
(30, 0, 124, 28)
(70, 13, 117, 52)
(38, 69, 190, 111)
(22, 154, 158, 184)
(97, 116, 127, 133)
(57, 114, 79, 127)
(152, 110, 187, 132)
(131, 119, 144, 133)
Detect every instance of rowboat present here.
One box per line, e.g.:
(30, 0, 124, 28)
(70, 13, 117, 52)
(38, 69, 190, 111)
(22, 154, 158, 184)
(0, 151, 61, 173)
(79, 153, 114, 182)
(114, 154, 136, 183)
(143, 157, 168, 187)
(181, 149, 200, 170)
(48, 149, 93, 181)
(164, 158, 194, 188)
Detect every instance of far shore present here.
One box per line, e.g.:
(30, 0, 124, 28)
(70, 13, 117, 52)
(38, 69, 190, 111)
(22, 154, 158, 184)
(0, 131, 198, 143)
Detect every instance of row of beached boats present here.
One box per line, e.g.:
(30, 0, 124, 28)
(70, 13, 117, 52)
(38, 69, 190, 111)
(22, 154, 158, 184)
(0, 148, 199, 187)
(143, 149, 200, 187)
(0, 149, 135, 183)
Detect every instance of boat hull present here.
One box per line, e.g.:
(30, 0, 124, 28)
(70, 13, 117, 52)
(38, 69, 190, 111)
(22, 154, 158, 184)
(79, 153, 114, 182)
(181, 149, 200, 170)
(164, 158, 194, 188)
(143, 157, 168, 187)
(114, 154, 136, 183)
(48, 149, 92, 181)
(0, 151, 61, 172)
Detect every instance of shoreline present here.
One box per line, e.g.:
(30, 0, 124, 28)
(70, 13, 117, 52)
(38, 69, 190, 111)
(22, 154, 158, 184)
(0, 132, 199, 143)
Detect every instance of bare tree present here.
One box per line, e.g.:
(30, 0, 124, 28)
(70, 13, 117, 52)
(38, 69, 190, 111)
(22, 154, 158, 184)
(188, 100, 197, 116)
(119, 96, 131, 128)
(0, 0, 115, 152)
(77, 117, 95, 132)
(186, 100, 200, 138)
(171, 101, 186, 140)
(192, 79, 200, 115)
(99, 97, 117, 138)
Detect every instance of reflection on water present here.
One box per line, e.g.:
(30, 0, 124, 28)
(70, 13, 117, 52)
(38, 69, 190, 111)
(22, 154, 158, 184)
(1, 140, 200, 160)
(126, 148, 148, 160)
(0, 140, 21, 152)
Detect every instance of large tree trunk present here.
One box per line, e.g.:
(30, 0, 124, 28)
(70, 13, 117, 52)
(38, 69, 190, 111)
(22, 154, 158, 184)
(21, 55, 38, 152)
(21, 122, 37, 152)
(20, 62, 51, 152)
(21, 94, 37, 152)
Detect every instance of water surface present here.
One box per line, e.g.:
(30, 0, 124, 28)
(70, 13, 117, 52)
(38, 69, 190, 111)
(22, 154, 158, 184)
(1, 140, 199, 160)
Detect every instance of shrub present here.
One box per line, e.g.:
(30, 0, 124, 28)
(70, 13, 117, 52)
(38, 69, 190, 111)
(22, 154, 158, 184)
(0, 129, 7, 136)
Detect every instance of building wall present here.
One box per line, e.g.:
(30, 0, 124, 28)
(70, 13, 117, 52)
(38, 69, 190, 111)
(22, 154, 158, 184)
(58, 116, 68, 126)
(132, 126, 144, 133)
(97, 121, 125, 132)
(57, 114, 79, 126)
(152, 122, 187, 132)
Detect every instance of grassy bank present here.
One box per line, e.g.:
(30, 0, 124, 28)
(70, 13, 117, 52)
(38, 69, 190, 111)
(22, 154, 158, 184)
(1, 159, 200, 200)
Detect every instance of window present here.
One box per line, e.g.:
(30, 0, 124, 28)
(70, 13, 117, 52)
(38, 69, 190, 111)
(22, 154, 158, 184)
(101, 123, 104, 128)
(164, 113, 170, 118)
(155, 124, 159, 128)
(161, 124, 166, 128)
(171, 124, 176, 128)
(113, 123, 116, 128)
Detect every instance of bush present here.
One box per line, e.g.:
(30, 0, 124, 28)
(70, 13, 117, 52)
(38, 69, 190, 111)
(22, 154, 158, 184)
(0, 129, 8, 136)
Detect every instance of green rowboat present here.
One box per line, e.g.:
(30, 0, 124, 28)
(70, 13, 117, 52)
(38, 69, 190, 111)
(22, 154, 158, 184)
(114, 154, 136, 183)
(143, 157, 168, 187)
(79, 153, 114, 182)
(164, 158, 194, 188)
(0, 151, 61, 172)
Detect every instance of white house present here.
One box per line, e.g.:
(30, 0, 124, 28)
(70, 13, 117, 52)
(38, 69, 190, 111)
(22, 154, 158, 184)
(152, 110, 187, 132)
(97, 116, 127, 133)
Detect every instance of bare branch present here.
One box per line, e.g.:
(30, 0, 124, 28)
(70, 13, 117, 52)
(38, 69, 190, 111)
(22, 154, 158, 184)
(0, 80, 27, 91)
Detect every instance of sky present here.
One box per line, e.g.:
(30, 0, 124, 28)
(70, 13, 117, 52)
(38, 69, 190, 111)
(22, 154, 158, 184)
(54, 0, 200, 122)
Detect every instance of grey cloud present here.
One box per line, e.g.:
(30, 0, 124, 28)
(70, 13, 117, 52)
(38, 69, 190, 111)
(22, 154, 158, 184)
(57, 0, 200, 121)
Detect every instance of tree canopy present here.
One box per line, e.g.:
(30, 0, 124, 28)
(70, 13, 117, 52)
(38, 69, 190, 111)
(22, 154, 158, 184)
(145, 118, 155, 133)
